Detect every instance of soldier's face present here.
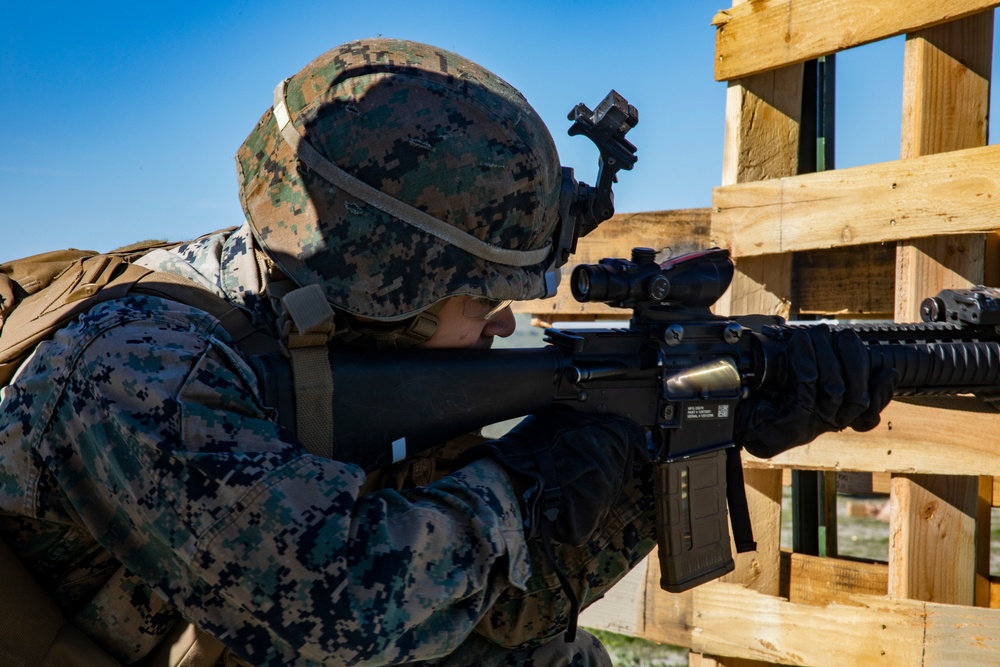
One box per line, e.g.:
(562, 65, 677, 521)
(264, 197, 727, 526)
(418, 296, 516, 350)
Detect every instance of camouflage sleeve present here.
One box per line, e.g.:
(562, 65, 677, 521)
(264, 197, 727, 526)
(13, 297, 530, 665)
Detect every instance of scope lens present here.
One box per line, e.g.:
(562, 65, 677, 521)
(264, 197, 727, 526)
(574, 269, 591, 299)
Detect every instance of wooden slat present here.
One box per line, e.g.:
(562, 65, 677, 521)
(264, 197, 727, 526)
(697, 14, 791, 666)
(895, 235, 988, 320)
(711, 143, 1000, 258)
(722, 468, 784, 595)
(896, 11, 994, 319)
(780, 551, 888, 605)
(888, 14, 994, 610)
(714, 64, 802, 320)
(899, 13, 993, 160)
(514, 209, 710, 323)
(978, 476, 994, 607)
(711, 60, 805, 626)
(646, 583, 1000, 665)
(712, 0, 999, 81)
(792, 245, 895, 316)
(743, 400, 1000, 477)
(837, 471, 891, 495)
(642, 579, 1000, 665)
(888, 474, 978, 605)
(721, 68, 804, 186)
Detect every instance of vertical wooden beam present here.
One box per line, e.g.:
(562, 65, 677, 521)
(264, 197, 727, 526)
(721, 464, 784, 594)
(899, 13, 992, 161)
(714, 64, 803, 321)
(894, 11, 994, 321)
(977, 476, 994, 608)
(689, 5, 803, 665)
(890, 11, 994, 608)
(889, 474, 978, 604)
(713, 63, 803, 602)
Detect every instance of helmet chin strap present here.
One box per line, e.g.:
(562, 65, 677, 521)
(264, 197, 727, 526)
(259, 246, 446, 350)
(334, 300, 449, 349)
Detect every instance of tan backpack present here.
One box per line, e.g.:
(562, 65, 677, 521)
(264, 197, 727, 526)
(0, 243, 276, 667)
(0, 244, 269, 384)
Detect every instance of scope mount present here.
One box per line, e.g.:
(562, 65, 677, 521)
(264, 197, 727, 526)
(545, 91, 638, 293)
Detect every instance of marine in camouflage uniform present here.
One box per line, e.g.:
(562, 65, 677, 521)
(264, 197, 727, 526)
(0, 40, 655, 665)
(0, 37, 895, 666)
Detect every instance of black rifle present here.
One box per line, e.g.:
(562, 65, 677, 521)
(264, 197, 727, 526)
(251, 246, 1000, 593)
(249, 90, 1000, 593)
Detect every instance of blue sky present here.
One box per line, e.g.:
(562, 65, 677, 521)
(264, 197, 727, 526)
(3, 2, 988, 261)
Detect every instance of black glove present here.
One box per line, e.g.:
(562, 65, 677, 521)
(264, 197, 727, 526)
(466, 410, 648, 547)
(464, 410, 647, 643)
(735, 324, 898, 459)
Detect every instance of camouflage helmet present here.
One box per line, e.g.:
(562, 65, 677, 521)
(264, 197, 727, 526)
(236, 38, 561, 322)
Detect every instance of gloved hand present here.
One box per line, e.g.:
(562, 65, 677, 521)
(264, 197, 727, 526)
(735, 324, 898, 459)
(466, 410, 648, 547)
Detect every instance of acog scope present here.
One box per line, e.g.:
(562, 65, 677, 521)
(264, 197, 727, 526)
(570, 247, 735, 309)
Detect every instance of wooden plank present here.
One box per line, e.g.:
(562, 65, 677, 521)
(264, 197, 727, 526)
(896, 11, 994, 320)
(514, 208, 710, 323)
(899, 12, 993, 160)
(721, 67, 804, 186)
(688, 8, 796, 665)
(837, 471, 891, 495)
(780, 551, 888, 604)
(642, 577, 1000, 665)
(978, 476, 994, 607)
(712, 0, 999, 81)
(722, 468, 784, 595)
(711, 143, 1000, 258)
(889, 14, 993, 610)
(792, 245, 895, 316)
(888, 474, 978, 605)
(691, 655, 772, 667)
(894, 9, 994, 323)
(714, 65, 802, 320)
(895, 234, 987, 320)
(712, 59, 804, 620)
(743, 400, 1000, 477)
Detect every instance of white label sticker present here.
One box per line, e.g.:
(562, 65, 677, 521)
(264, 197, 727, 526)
(686, 405, 721, 420)
(392, 437, 407, 463)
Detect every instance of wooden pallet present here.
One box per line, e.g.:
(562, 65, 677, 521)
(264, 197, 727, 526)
(518, 1, 1000, 664)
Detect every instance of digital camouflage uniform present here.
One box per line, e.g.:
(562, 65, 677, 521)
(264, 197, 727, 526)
(0, 35, 898, 666)
(0, 227, 656, 666)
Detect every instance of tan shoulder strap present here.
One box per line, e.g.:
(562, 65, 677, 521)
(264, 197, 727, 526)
(278, 284, 336, 458)
(0, 256, 151, 385)
(0, 254, 281, 385)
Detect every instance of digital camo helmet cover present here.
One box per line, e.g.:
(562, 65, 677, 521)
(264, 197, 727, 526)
(236, 38, 561, 321)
